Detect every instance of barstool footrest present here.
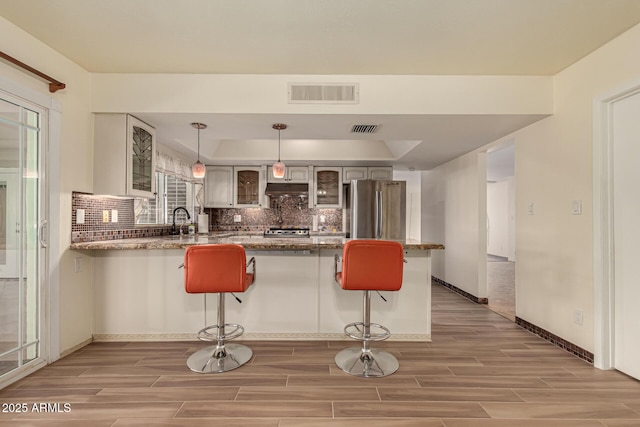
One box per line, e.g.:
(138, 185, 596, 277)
(344, 322, 391, 342)
(196, 323, 244, 342)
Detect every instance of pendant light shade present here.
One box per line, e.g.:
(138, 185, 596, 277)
(272, 123, 287, 179)
(192, 160, 206, 179)
(191, 122, 207, 179)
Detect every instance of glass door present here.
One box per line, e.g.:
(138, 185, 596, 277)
(0, 94, 46, 381)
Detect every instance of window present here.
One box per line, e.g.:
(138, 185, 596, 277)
(136, 172, 196, 225)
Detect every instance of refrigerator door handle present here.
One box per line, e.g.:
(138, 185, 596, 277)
(375, 190, 382, 239)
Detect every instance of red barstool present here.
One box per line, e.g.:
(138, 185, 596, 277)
(183, 244, 255, 373)
(333, 240, 404, 377)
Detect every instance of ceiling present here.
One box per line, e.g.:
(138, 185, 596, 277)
(2, 0, 640, 170)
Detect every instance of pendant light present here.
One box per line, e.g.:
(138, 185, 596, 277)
(191, 122, 207, 179)
(272, 123, 287, 179)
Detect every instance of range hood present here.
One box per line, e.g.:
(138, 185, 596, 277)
(265, 183, 309, 197)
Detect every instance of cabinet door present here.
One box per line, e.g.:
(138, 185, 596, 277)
(126, 115, 156, 198)
(204, 166, 233, 208)
(343, 167, 368, 183)
(368, 167, 393, 180)
(267, 165, 309, 183)
(313, 167, 342, 208)
(234, 166, 266, 207)
(287, 166, 309, 183)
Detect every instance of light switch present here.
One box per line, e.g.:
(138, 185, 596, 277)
(528, 202, 535, 215)
(76, 209, 85, 224)
(572, 200, 582, 215)
(111, 209, 118, 223)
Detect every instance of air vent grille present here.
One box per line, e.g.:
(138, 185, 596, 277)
(288, 83, 359, 104)
(350, 124, 379, 134)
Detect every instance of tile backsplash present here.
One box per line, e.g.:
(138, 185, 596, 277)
(206, 195, 342, 232)
(71, 192, 171, 243)
(71, 192, 342, 243)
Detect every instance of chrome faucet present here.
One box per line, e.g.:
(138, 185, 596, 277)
(170, 207, 191, 235)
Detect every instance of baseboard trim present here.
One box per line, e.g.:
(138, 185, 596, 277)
(60, 337, 93, 358)
(515, 317, 594, 364)
(431, 278, 593, 364)
(92, 332, 431, 342)
(432, 277, 488, 304)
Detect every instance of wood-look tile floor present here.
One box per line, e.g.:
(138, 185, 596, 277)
(1, 283, 640, 426)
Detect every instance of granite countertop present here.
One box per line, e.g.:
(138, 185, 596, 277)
(69, 234, 445, 251)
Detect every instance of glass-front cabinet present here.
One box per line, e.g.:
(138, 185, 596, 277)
(313, 167, 342, 208)
(94, 113, 156, 198)
(234, 166, 266, 207)
(127, 115, 156, 197)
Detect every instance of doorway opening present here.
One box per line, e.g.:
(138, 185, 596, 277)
(486, 143, 515, 321)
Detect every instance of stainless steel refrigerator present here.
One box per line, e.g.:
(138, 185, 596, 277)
(347, 180, 406, 240)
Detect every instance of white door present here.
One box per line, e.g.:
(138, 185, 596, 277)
(0, 93, 47, 382)
(612, 91, 640, 380)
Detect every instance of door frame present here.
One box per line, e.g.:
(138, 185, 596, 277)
(0, 75, 62, 385)
(593, 78, 640, 370)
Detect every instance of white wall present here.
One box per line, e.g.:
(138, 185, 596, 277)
(487, 180, 510, 259)
(422, 22, 640, 353)
(393, 170, 421, 241)
(0, 17, 94, 356)
(421, 151, 487, 298)
(92, 74, 553, 115)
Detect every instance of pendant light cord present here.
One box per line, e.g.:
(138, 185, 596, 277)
(277, 128, 281, 162)
(197, 127, 201, 161)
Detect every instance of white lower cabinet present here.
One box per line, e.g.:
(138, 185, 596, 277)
(91, 248, 432, 340)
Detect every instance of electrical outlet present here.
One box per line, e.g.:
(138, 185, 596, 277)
(76, 209, 85, 224)
(574, 309, 584, 326)
(111, 209, 118, 223)
(102, 210, 109, 223)
(233, 215, 241, 223)
(319, 215, 326, 223)
(528, 202, 535, 215)
(74, 256, 83, 273)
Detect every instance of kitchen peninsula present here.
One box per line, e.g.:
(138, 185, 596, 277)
(71, 235, 443, 342)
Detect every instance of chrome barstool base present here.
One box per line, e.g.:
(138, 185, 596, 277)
(335, 347, 399, 378)
(187, 343, 253, 373)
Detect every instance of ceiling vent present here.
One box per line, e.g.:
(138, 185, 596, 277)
(350, 124, 379, 134)
(288, 83, 359, 104)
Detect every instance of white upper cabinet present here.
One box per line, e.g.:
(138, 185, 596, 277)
(342, 167, 368, 183)
(267, 165, 310, 183)
(94, 113, 156, 198)
(313, 167, 342, 208)
(367, 167, 393, 180)
(234, 166, 267, 208)
(343, 166, 393, 183)
(204, 166, 234, 208)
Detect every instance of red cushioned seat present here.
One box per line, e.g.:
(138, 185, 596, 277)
(336, 240, 404, 291)
(184, 244, 253, 294)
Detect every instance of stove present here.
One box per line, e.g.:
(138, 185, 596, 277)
(263, 228, 310, 238)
